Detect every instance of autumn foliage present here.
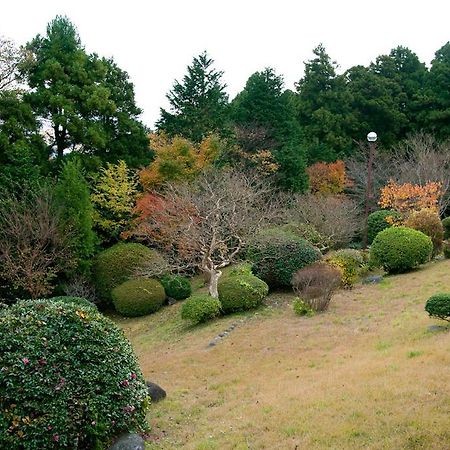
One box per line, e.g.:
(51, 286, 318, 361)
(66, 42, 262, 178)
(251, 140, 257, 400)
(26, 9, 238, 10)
(379, 180, 442, 214)
(306, 160, 349, 194)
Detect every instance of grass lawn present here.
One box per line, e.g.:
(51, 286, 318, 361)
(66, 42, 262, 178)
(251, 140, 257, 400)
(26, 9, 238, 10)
(114, 259, 450, 449)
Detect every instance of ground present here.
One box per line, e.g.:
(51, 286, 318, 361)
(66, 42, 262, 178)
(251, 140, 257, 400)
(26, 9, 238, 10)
(114, 259, 450, 450)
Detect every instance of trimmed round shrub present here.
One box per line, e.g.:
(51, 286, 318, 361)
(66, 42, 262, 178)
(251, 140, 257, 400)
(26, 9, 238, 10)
(49, 296, 98, 311)
(218, 274, 269, 313)
(405, 208, 444, 256)
(367, 209, 402, 244)
(325, 249, 365, 288)
(279, 223, 330, 252)
(442, 217, 450, 240)
(181, 294, 221, 324)
(443, 240, 450, 259)
(425, 293, 450, 321)
(247, 229, 321, 288)
(370, 226, 433, 273)
(0, 300, 149, 450)
(92, 243, 167, 304)
(160, 274, 192, 301)
(112, 278, 166, 317)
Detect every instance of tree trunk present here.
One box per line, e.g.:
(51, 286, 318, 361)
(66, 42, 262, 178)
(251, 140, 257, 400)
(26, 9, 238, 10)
(208, 269, 222, 298)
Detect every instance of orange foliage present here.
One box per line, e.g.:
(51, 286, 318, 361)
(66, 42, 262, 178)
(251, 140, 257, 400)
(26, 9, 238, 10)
(379, 181, 442, 214)
(139, 133, 221, 190)
(306, 160, 349, 194)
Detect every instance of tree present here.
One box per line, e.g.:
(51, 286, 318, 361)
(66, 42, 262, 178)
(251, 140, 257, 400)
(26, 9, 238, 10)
(231, 68, 308, 192)
(55, 159, 96, 272)
(130, 170, 282, 297)
(157, 51, 230, 143)
(0, 184, 74, 299)
(25, 16, 149, 166)
(91, 160, 138, 243)
(0, 36, 27, 91)
(306, 160, 348, 194)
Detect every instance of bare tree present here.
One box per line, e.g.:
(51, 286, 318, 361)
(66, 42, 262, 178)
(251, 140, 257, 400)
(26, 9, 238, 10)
(0, 186, 74, 299)
(131, 170, 282, 297)
(0, 36, 27, 91)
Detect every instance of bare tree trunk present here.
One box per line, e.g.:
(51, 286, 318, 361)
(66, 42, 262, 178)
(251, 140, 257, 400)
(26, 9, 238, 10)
(208, 269, 222, 298)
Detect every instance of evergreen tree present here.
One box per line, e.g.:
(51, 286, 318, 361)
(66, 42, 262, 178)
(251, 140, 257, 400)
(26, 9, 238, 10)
(55, 159, 96, 272)
(157, 51, 230, 142)
(231, 68, 308, 192)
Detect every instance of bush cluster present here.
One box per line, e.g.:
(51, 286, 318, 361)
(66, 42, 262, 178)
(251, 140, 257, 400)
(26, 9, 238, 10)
(370, 226, 433, 273)
(181, 294, 222, 324)
(325, 249, 365, 288)
(218, 273, 268, 313)
(442, 217, 450, 240)
(405, 208, 444, 256)
(112, 278, 166, 317)
(49, 296, 98, 311)
(425, 293, 450, 321)
(443, 241, 450, 259)
(247, 229, 321, 288)
(0, 300, 149, 450)
(92, 243, 167, 305)
(160, 274, 192, 301)
(279, 223, 330, 252)
(367, 209, 401, 244)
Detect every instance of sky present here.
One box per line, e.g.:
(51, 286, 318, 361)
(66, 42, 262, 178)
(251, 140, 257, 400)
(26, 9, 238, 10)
(1, 0, 449, 128)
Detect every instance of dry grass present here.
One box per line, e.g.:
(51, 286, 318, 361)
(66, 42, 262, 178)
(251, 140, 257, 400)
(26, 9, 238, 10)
(114, 260, 450, 449)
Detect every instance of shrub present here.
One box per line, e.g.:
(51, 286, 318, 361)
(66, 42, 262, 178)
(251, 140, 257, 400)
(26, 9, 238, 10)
(367, 209, 402, 244)
(325, 249, 365, 288)
(92, 243, 167, 304)
(0, 300, 149, 449)
(224, 262, 253, 278)
(293, 297, 315, 317)
(160, 274, 192, 301)
(370, 226, 433, 273)
(181, 294, 221, 324)
(405, 208, 444, 256)
(279, 223, 330, 252)
(218, 274, 269, 313)
(443, 240, 450, 259)
(425, 293, 450, 321)
(442, 217, 450, 240)
(49, 295, 98, 311)
(247, 229, 321, 288)
(292, 262, 341, 311)
(112, 278, 166, 317)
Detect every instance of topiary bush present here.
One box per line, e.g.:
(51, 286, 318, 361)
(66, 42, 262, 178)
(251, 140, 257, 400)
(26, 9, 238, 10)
(49, 296, 98, 311)
(370, 226, 433, 273)
(160, 274, 192, 301)
(0, 300, 149, 450)
(218, 274, 269, 313)
(247, 229, 321, 288)
(442, 217, 450, 240)
(425, 293, 450, 321)
(367, 209, 402, 244)
(181, 294, 221, 324)
(92, 243, 167, 305)
(325, 249, 365, 288)
(405, 208, 444, 256)
(111, 278, 166, 317)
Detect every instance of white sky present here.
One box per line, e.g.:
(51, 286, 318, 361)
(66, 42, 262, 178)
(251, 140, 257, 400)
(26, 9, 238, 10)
(1, 0, 449, 128)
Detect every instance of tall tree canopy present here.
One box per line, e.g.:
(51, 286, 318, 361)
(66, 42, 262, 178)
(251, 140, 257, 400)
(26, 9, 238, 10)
(24, 16, 149, 167)
(231, 68, 308, 192)
(157, 51, 230, 143)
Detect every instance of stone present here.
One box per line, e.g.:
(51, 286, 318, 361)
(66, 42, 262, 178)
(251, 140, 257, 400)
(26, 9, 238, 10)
(362, 275, 383, 284)
(167, 297, 177, 306)
(427, 324, 448, 333)
(108, 433, 145, 450)
(146, 381, 167, 403)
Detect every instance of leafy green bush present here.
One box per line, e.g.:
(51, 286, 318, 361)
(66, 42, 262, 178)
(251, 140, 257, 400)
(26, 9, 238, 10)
(160, 274, 192, 300)
(49, 295, 98, 311)
(224, 262, 253, 278)
(181, 294, 221, 324)
(0, 300, 149, 450)
(218, 274, 269, 313)
(425, 293, 450, 321)
(325, 249, 365, 288)
(247, 229, 321, 288)
(370, 226, 433, 273)
(278, 223, 330, 252)
(293, 298, 314, 317)
(92, 243, 167, 304)
(367, 209, 402, 244)
(443, 240, 450, 259)
(442, 217, 450, 240)
(112, 278, 166, 317)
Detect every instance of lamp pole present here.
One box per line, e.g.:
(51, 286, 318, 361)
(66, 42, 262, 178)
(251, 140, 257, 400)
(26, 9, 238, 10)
(363, 131, 377, 249)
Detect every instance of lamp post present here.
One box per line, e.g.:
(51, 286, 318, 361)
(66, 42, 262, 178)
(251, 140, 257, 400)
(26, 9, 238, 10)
(363, 131, 377, 249)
